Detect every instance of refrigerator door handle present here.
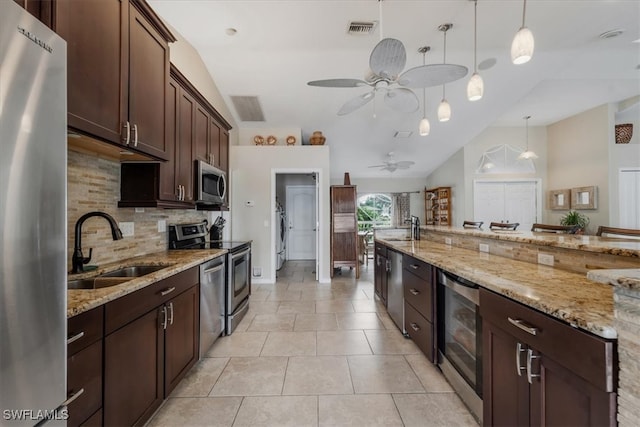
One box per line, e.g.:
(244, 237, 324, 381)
(66, 331, 85, 345)
(62, 388, 84, 407)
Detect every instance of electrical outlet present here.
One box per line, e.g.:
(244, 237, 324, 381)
(252, 267, 262, 277)
(135, 207, 145, 213)
(445, 237, 452, 245)
(479, 243, 489, 253)
(157, 220, 166, 233)
(119, 222, 134, 237)
(538, 253, 554, 266)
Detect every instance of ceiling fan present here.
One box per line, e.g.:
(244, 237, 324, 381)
(307, 38, 468, 116)
(368, 152, 415, 172)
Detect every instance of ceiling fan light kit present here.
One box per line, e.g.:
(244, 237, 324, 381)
(511, 0, 535, 65)
(368, 152, 416, 173)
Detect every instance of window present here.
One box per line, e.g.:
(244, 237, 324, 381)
(357, 193, 392, 231)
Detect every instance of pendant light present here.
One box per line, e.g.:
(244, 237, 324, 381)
(467, 0, 484, 101)
(517, 115, 538, 160)
(418, 46, 431, 136)
(511, 0, 534, 65)
(437, 24, 452, 122)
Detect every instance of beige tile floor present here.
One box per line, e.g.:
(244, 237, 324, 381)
(147, 261, 478, 427)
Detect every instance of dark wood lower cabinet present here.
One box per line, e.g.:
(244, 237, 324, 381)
(481, 288, 616, 427)
(374, 243, 388, 306)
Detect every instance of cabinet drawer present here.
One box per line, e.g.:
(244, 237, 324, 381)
(405, 301, 434, 362)
(67, 340, 102, 427)
(68, 306, 104, 356)
(402, 255, 432, 282)
(403, 269, 433, 322)
(374, 242, 387, 258)
(480, 288, 615, 392)
(105, 267, 198, 334)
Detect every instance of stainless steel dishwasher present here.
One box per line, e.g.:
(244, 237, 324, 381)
(199, 256, 226, 358)
(386, 249, 406, 334)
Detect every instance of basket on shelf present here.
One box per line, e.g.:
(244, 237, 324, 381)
(615, 123, 633, 144)
(309, 131, 326, 145)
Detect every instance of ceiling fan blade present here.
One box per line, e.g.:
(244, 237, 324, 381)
(337, 91, 375, 116)
(307, 78, 369, 88)
(395, 161, 415, 168)
(369, 38, 406, 80)
(368, 164, 389, 168)
(383, 165, 398, 172)
(397, 64, 469, 88)
(384, 88, 419, 113)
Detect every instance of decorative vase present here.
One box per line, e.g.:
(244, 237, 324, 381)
(286, 135, 296, 146)
(344, 172, 351, 185)
(309, 131, 326, 145)
(615, 123, 633, 144)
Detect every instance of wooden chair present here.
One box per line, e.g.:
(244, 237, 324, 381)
(595, 226, 640, 238)
(463, 221, 483, 229)
(489, 222, 520, 231)
(363, 231, 374, 265)
(531, 223, 579, 234)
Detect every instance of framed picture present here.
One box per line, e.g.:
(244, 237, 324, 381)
(571, 186, 598, 210)
(547, 189, 571, 210)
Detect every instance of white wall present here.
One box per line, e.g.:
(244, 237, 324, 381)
(230, 146, 331, 283)
(332, 177, 427, 224)
(547, 104, 610, 234)
(425, 148, 465, 227)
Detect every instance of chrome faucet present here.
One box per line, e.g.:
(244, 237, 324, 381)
(404, 215, 421, 241)
(72, 211, 123, 273)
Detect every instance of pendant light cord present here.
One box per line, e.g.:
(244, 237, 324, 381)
(473, 0, 478, 72)
(521, 0, 527, 28)
(442, 29, 447, 98)
(422, 51, 427, 118)
(525, 115, 531, 150)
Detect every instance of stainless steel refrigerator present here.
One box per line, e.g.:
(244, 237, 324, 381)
(1, 2, 68, 426)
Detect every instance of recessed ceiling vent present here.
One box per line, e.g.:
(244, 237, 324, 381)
(347, 21, 378, 35)
(230, 96, 265, 122)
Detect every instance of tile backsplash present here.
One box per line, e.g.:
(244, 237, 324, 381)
(67, 149, 208, 271)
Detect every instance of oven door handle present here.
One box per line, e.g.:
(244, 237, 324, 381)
(204, 264, 225, 275)
(231, 248, 251, 260)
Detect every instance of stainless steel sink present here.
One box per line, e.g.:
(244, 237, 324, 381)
(99, 265, 169, 278)
(68, 277, 131, 290)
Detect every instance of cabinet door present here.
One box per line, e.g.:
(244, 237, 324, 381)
(104, 308, 164, 427)
(374, 253, 388, 306)
(209, 119, 221, 167)
(165, 285, 200, 396)
(67, 340, 103, 427)
(177, 89, 195, 202)
(482, 320, 529, 427)
(193, 105, 210, 163)
(159, 77, 179, 202)
(529, 351, 616, 427)
(219, 129, 229, 174)
(128, 4, 169, 160)
(55, 0, 128, 145)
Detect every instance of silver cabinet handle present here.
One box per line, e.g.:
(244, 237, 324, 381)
(180, 185, 184, 201)
(508, 317, 538, 336)
(132, 124, 139, 147)
(385, 260, 390, 272)
(160, 286, 176, 296)
(376, 256, 380, 267)
(526, 348, 540, 384)
(410, 264, 419, 270)
(177, 186, 181, 201)
(410, 322, 420, 332)
(123, 121, 130, 145)
(161, 306, 168, 330)
(516, 342, 526, 376)
(204, 264, 224, 275)
(409, 288, 420, 296)
(168, 302, 174, 326)
(66, 331, 85, 345)
(62, 388, 84, 407)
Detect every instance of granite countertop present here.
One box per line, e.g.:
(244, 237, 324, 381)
(67, 250, 226, 318)
(587, 269, 640, 291)
(424, 225, 640, 258)
(377, 238, 616, 339)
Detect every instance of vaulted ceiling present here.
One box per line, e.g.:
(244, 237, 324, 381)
(149, 0, 640, 179)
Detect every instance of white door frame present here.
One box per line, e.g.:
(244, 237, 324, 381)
(271, 168, 323, 284)
(472, 179, 542, 228)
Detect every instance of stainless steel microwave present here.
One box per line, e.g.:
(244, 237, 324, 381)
(195, 160, 226, 205)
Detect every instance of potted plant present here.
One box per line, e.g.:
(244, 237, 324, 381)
(560, 210, 590, 234)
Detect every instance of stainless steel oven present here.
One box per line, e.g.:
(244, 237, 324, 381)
(226, 243, 251, 334)
(437, 270, 483, 420)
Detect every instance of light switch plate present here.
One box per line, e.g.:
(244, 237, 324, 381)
(252, 267, 262, 277)
(157, 220, 166, 233)
(119, 222, 134, 237)
(479, 243, 489, 253)
(445, 237, 452, 245)
(538, 253, 554, 266)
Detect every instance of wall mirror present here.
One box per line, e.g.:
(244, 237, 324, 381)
(571, 186, 598, 210)
(548, 189, 571, 210)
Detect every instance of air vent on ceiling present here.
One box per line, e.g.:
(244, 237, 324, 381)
(348, 21, 378, 35)
(394, 131, 413, 138)
(230, 96, 265, 122)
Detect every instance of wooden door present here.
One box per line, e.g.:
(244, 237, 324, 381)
(177, 89, 195, 202)
(128, 4, 169, 160)
(55, 0, 128, 145)
(104, 308, 164, 427)
(193, 104, 210, 164)
(287, 186, 317, 260)
(219, 129, 229, 173)
(209, 119, 222, 167)
(482, 320, 530, 427)
(159, 77, 179, 201)
(529, 350, 616, 427)
(164, 285, 200, 396)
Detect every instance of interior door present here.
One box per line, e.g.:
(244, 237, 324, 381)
(287, 185, 316, 260)
(315, 175, 320, 280)
(473, 180, 540, 231)
(619, 168, 640, 228)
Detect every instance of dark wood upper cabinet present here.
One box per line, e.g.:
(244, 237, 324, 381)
(52, 0, 174, 160)
(13, 0, 54, 27)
